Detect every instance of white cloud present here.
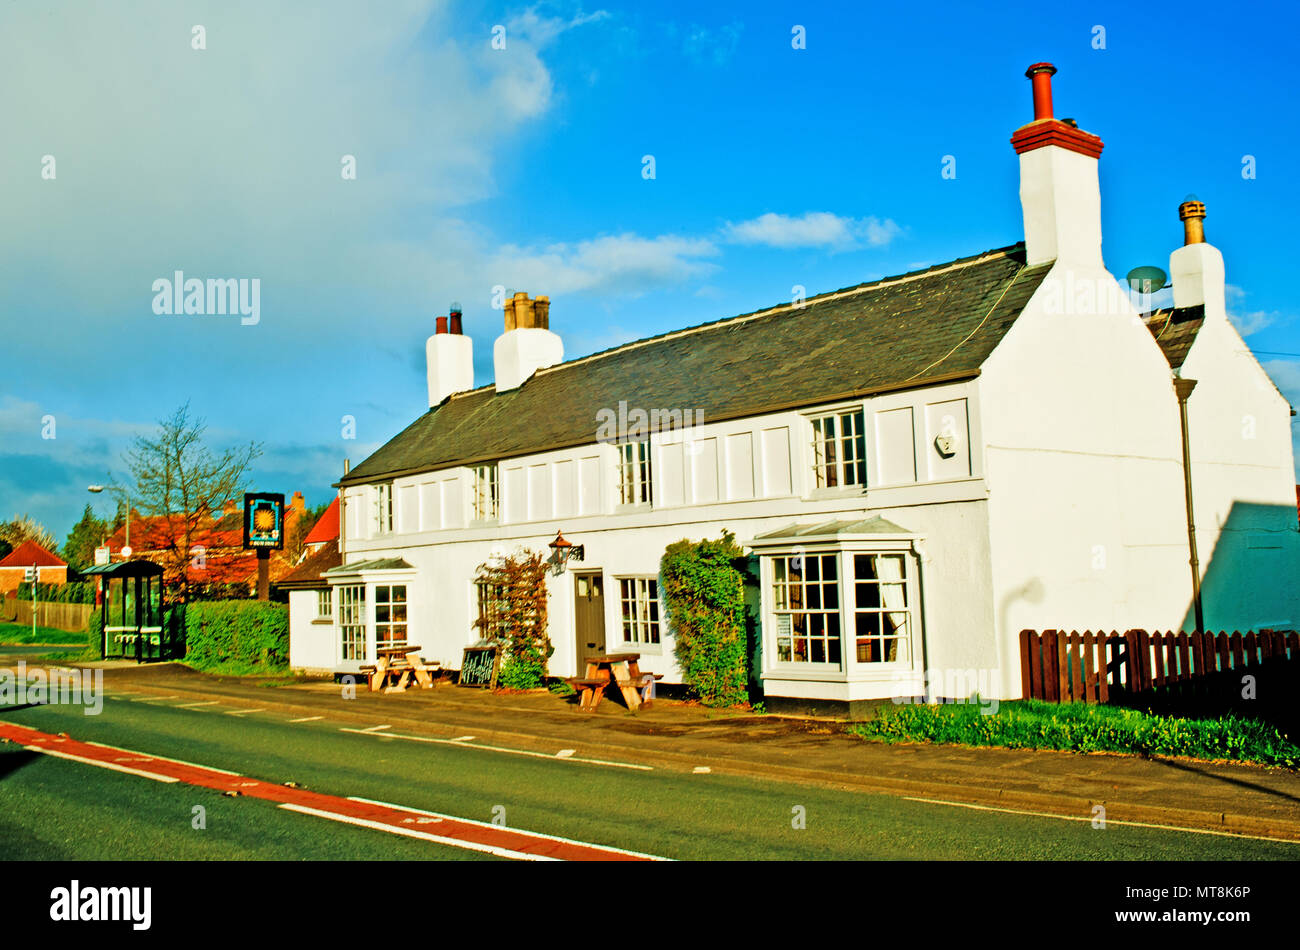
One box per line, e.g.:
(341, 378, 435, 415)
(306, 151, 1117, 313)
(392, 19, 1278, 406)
(489, 233, 719, 296)
(1225, 283, 1280, 336)
(722, 212, 902, 251)
(682, 21, 743, 66)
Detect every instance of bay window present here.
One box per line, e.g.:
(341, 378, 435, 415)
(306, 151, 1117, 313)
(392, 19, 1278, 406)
(338, 585, 366, 660)
(374, 584, 408, 647)
(772, 553, 841, 664)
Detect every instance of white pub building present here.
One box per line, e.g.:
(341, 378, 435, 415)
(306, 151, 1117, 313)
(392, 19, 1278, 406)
(287, 63, 1300, 715)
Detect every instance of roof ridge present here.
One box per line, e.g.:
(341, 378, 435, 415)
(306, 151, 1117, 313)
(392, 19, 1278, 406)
(447, 242, 1027, 402)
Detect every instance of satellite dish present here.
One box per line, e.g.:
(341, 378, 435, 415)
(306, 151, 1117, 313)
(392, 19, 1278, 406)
(1126, 265, 1167, 294)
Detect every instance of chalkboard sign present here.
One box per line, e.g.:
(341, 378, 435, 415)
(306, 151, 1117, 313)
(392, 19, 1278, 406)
(458, 645, 501, 688)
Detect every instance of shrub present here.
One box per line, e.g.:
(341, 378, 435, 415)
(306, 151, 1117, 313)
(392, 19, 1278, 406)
(87, 609, 104, 659)
(183, 600, 289, 674)
(660, 531, 749, 707)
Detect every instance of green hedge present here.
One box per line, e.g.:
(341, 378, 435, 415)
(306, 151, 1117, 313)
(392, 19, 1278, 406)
(183, 600, 289, 674)
(15, 581, 96, 603)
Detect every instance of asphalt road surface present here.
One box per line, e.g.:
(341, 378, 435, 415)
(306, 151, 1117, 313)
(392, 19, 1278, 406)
(3, 690, 1298, 861)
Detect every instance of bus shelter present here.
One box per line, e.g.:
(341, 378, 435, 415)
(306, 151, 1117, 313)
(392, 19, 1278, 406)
(83, 560, 178, 662)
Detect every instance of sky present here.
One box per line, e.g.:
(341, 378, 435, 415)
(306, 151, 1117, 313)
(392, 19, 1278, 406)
(2, 0, 1298, 546)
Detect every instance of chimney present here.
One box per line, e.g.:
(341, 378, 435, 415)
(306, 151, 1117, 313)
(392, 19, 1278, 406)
(493, 290, 563, 392)
(1010, 63, 1105, 268)
(426, 304, 474, 407)
(1179, 200, 1206, 246)
(1170, 199, 1225, 316)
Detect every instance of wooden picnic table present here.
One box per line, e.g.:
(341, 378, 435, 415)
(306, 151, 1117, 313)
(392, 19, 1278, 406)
(568, 653, 662, 712)
(363, 644, 440, 692)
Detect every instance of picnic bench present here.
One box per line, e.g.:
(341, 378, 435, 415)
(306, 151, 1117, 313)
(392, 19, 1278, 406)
(360, 643, 441, 692)
(567, 653, 663, 712)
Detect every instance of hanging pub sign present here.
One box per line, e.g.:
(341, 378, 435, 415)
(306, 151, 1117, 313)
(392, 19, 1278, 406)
(243, 493, 286, 550)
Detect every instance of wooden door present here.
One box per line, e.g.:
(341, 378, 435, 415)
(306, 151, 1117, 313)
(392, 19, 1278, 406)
(574, 571, 606, 672)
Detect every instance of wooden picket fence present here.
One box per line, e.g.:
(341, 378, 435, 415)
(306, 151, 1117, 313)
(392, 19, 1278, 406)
(1019, 628, 1300, 704)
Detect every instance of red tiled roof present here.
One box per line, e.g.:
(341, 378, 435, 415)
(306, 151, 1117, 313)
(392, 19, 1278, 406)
(303, 497, 339, 546)
(0, 540, 67, 568)
(275, 542, 342, 589)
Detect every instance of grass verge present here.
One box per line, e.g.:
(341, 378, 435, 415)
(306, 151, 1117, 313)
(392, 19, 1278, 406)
(849, 699, 1300, 768)
(0, 622, 88, 645)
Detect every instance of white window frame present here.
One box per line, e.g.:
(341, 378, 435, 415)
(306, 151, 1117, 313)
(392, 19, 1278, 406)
(770, 552, 843, 668)
(472, 464, 498, 522)
(616, 576, 662, 649)
(616, 440, 652, 507)
(759, 543, 921, 682)
(337, 584, 366, 661)
(315, 588, 332, 622)
(808, 407, 867, 491)
(849, 552, 913, 666)
(374, 583, 409, 648)
(374, 483, 394, 534)
(474, 579, 507, 643)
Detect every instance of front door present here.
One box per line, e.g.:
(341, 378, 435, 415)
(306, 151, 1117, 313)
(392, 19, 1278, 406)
(574, 571, 606, 674)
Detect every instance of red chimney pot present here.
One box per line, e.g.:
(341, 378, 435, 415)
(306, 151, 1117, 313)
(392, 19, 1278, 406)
(435, 316, 448, 334)
(1025, 62, 1057, 120)
(449, 310, 463, 335)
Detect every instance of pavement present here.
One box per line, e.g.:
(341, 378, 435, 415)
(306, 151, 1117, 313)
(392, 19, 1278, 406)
(29, 657, 1300, 843)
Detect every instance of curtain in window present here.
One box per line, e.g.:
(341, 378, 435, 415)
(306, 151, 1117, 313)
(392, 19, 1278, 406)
(876, 555, 907, 661)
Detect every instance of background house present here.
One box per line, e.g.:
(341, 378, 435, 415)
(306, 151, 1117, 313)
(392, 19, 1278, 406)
(0, 541, 68, 594)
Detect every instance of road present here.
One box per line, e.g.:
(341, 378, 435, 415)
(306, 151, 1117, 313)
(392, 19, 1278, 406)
(3, 685, 1298, 860)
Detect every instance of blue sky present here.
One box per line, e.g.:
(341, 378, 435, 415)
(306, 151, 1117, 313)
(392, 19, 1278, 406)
(2, 0, 1298, 544)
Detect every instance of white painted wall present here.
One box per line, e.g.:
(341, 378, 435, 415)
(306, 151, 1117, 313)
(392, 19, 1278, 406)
(288, 588, 335, 673)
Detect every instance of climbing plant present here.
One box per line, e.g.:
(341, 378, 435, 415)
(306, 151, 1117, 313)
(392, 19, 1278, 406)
(473, 549, 552, 689)
(660, 530, 749, 707)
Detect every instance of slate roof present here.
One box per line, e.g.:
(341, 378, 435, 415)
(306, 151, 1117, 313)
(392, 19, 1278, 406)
(1142, 304, 1205, 370)
(341, 244, 1052, 487)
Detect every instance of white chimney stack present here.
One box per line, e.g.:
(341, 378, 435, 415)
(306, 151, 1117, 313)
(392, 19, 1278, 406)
(1170, 200, 1227, 318)
(493, 291, 563, 392)
(426, 304, 474, 408)
(1011, 63, 1105, 268)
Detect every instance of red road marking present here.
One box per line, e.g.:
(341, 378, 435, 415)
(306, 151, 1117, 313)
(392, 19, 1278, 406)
(0, 722, 659, 861)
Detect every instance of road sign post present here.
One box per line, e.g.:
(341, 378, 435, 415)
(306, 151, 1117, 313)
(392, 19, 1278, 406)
(25, 566, 36, 639)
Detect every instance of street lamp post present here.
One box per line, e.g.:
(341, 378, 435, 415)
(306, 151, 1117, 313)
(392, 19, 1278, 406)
(88, 484, 131, 558)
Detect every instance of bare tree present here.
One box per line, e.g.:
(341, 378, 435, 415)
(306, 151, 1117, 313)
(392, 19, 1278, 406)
(0, 514, 58, 559)
(122, 402, 262, 599)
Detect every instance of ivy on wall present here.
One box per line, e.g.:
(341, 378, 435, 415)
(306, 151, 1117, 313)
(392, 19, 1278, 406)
(473, 549, 553, 689)
(660, 531, 750, 707)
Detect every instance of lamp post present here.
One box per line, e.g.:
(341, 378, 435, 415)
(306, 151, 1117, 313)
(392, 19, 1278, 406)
(88, 484, 131, 558)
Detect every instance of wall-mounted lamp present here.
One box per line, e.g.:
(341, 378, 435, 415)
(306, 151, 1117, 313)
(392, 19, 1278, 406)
(548, 531, 584, 574)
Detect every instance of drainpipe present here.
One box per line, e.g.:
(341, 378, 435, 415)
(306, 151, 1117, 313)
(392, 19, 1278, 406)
(340, 459, 349, 563)
(1173, 377, 1205, 632)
